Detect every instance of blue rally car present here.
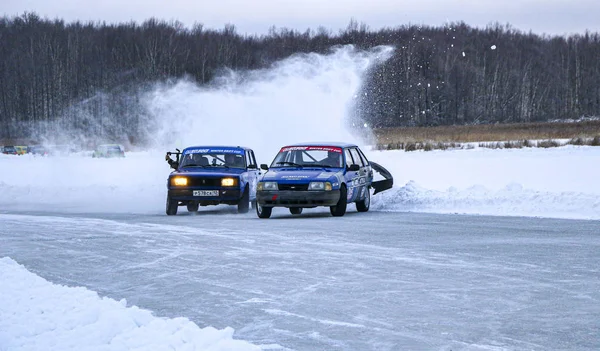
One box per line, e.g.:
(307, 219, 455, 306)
(255, 143, 393, 218)
(165, 146, 259, 215)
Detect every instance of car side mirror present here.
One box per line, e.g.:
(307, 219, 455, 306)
(347, 164, 360, 172)
(260, 164, 269, 170)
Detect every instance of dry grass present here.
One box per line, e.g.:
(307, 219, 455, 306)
(373, 120, 600, 144)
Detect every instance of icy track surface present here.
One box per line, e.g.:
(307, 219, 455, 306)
(1, 211, 599, 351)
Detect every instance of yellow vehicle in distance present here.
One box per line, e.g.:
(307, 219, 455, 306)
(14, 146, 27, 155)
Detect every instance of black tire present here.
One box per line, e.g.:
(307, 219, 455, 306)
(166, 196, 178, 215)
(256, 203, 272, 218)
(330, 185, 347, 217)
(289, 208, 303, 215)
(356, 187, 370, 212)
(187, 202, 199, 213)
(237, 187, 250, 213)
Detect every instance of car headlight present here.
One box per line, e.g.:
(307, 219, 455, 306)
(221, 177, 238, 186)
(309, 182, 332, 191)
(171, 176, 188, 186)
(258, 181, 278, 191)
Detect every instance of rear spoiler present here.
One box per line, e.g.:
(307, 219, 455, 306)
(370, 161, 394, 195)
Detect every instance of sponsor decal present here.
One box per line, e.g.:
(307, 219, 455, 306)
(280, 146, 342, 153)
(281, 175, 309, 179)
(185, 148, 244, 155)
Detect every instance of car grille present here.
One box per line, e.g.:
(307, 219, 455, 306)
(278, 183, 309, 191)
(187, 177, 222, 187)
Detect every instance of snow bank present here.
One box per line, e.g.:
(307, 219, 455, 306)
(366, 145, 600, 220)
(0, 257, 259, 351)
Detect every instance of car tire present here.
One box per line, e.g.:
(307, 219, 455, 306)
(356, 187, 370, 212)
(238, 187, 250, 213)
(330, 185, 347, 217)
(257, 204, 272, 219)
(187, 202, 199, 213)
(289, 208, 303, 215)
(166, 196, 178, 216)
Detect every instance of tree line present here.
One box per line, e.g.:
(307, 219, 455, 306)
(1, 13, 599, 142)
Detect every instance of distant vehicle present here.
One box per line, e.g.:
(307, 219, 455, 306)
(255, 143, 393, 218)
(14, 146, 27, 155)
(92, 144, 125, 158)
(27, 145, 49, 156)
(1, 146, 18, 155)
(164, 146, 260, 215)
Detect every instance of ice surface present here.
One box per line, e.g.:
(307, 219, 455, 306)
(1, 212, 599, 350)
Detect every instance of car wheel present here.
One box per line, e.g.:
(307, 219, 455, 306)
(238, 187, 250, 213)
(289, 208, 303, 215)
(356, 187, 370, 212)
(187, 202, 199, 213)
(166, 196, 178, 216)
(256, 203, 272, 218)
(330, 185, 347, 217)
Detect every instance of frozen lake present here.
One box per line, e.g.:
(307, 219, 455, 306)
(2, 209, 599, 350)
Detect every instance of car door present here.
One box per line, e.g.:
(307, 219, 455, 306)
(344, 148, 360, 202)
(246, 150, 259, 200)
(349, 147, 370, 202)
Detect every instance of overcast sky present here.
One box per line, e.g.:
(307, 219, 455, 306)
(3, 0, 599, 36)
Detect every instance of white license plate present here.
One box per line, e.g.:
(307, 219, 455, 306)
(193, 190, 219, 196)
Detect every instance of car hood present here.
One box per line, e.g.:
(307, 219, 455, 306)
(261, 168, 342, 182)
(173, 167, 245, 178)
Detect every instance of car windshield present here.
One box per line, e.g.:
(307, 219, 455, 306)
(271, 146, 344, 168)
(180, 150, 245, 169)
(106, 146, 122, 152)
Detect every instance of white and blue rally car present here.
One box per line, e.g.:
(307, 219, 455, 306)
(255, 143, 393, 218)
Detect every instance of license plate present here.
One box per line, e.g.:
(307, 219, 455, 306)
(193, 190, 219, 196)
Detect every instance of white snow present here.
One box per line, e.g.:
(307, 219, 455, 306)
(0, 257, 259, 351)
(367, 145, 600, 220)
(1, 145, 598, 220)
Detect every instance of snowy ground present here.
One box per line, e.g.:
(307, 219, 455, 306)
(1, 145, 599, 350)
(1, 145, 599, 220)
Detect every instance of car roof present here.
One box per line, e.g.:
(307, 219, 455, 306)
(282, 142, 358, 149)
(184, 145, 252, 151)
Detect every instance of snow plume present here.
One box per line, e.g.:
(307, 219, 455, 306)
(143, 45, 393, 160)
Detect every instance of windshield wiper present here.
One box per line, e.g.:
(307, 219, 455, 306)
(275, 161, 302, 167)
(304, 163, 334, 168)
(182, 164, 208, 168)
(207, 164, 229, 169)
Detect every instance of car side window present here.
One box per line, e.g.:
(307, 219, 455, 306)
(245, 151, 252, 168)
(357, 148, 369, 166)
(250, 151, 257, 167)
(350, 148, 364, 167)
(344, 149, 354, 167)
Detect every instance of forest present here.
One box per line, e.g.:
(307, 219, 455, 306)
(1, 13, 599, 143)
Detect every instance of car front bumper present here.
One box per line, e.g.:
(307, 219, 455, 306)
(257, 190, 340, 207)
(168, 188, 241, 204)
